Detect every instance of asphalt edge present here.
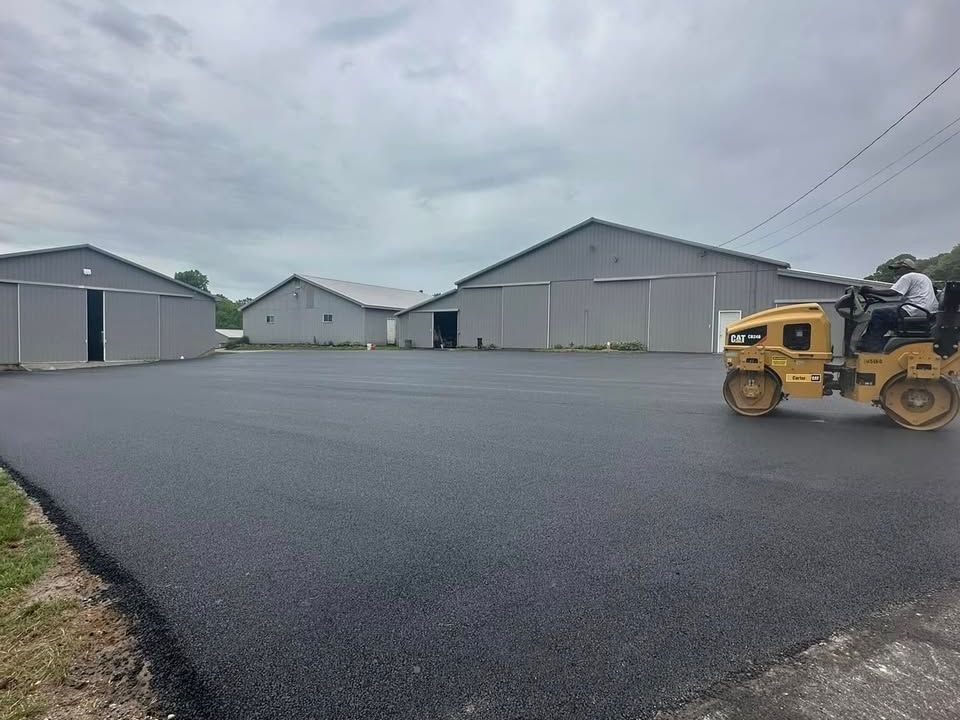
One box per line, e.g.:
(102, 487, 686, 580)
(1, 457, 221, 720)
(652, 579, 960, 717)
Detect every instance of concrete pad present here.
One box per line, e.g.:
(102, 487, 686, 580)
(20, 360, 157, 371)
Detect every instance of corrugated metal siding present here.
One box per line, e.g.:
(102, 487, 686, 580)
(363, 308, 395, 344)
(160, 296, 214, 359)
(459, 287, 503, 347)
(770, 275, 851, 302)
(460, 223, 765, 287)
(589, 280, 649, 346)
(242, 281, 364, 343)
(0, 247, 205, 298)
(0, 282, 18, 363)
(407, 312, 434, 348)
(549, 279, 650, 347)
(714, 270, 766, 317)
(19, 284, 86, 362)
(105, 291, 159, 361)
(403, 291, 457, 313)
(548, 280, 592, 346)
(502, 285, 548, 348)
(648, 276, 715, 352)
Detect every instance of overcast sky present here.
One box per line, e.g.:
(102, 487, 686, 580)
(2, 1, 959, 299)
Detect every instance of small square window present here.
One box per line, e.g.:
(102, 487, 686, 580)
(783, 323, 811, 351)
(322, 313, 334, 323)
(266, 315, 276, 324)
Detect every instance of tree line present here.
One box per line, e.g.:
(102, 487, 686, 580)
(867, 242, 960, 283)
(173, 269, 250, 330)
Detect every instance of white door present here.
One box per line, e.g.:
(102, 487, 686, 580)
(386, 318, 397, 345)
(716, 310, 742, 352)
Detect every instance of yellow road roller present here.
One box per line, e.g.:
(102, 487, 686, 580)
(722, 281, 960, 430)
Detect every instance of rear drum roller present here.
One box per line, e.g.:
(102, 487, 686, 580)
(723, 369, 782, 417)
(880, 374, 960, 431)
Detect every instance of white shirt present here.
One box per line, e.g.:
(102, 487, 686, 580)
(891, 272, 938, 315)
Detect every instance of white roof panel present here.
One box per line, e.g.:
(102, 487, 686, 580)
(300, 275, 425, 310)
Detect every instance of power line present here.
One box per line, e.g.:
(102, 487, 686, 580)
(718, 63, 960, 247)
(732, 113, 960, 248)
(753, 126, 960, 255)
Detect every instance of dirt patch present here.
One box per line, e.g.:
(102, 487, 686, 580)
(2, 494, 169, 720)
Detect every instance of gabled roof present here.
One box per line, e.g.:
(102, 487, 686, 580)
(455, 217, 790, 285)
(0, 243, 216, 298)
(777, 268, 890, 287)
(395, 288, 458, 316)
(242, 274, 425, 312)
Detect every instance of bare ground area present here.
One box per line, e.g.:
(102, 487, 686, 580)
(1, 473, 166, 720)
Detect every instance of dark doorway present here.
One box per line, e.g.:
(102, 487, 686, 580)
(433, 311, 458, 348)
(87, 290, 104, 361)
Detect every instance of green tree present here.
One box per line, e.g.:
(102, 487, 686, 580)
(174, 269, 210, 293)
(215, 295, 242, 329)
(867, 246, 960, 282)
(866, 254, 918, 282)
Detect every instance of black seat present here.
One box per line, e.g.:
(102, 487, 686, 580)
(898, 314, 936, 337)
(895, 303, 936, 337)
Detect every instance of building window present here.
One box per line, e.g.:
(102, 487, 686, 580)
(322, 313, 334, 323)
(266, 315, 276, 324)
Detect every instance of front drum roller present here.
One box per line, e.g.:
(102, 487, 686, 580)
(879, 374, 960, 431)
(723, 368, 783, 417)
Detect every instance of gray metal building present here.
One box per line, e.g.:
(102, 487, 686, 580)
(242, 275, 425, 345)
(0, 244, 215, 366)
(396, 218, 884, 354)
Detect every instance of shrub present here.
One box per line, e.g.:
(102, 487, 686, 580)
(224, 336, 249, 349)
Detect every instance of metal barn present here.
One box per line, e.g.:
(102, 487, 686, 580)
(242, 275, 425, 345)
(0, 244, 215, 366)
(396, 218, 884, 354)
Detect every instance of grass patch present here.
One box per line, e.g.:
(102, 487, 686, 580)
(545, 340, 647, 352)
(1, 597, 80, 720)
(0, 474, 54, 597)
(0, 468, 73, 720)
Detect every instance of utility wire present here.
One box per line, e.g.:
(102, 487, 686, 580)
(718, 63, 960, 247)
(754, 126, 960, 255)
(733, 113, 960, 249)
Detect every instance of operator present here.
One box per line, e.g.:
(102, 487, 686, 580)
(860, 258, 938, 352)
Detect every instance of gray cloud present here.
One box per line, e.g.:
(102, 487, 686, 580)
(313, 7, 411, 45)
(89, 2, 189, 55)
(2, 0, 960, 301)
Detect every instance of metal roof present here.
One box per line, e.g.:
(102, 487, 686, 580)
(454, 217, 790, 285)
(216, 328, 245, 338)
(0, 243, 216, 298)
(395, 288, 458, 316)
(777, 268, 890, 287)
(242, 274, 425, 312)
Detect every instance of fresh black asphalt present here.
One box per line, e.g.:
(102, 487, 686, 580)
(1, 350, 958, 719)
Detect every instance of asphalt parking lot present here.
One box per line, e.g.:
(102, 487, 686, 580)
(1, 350, 959, 719)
